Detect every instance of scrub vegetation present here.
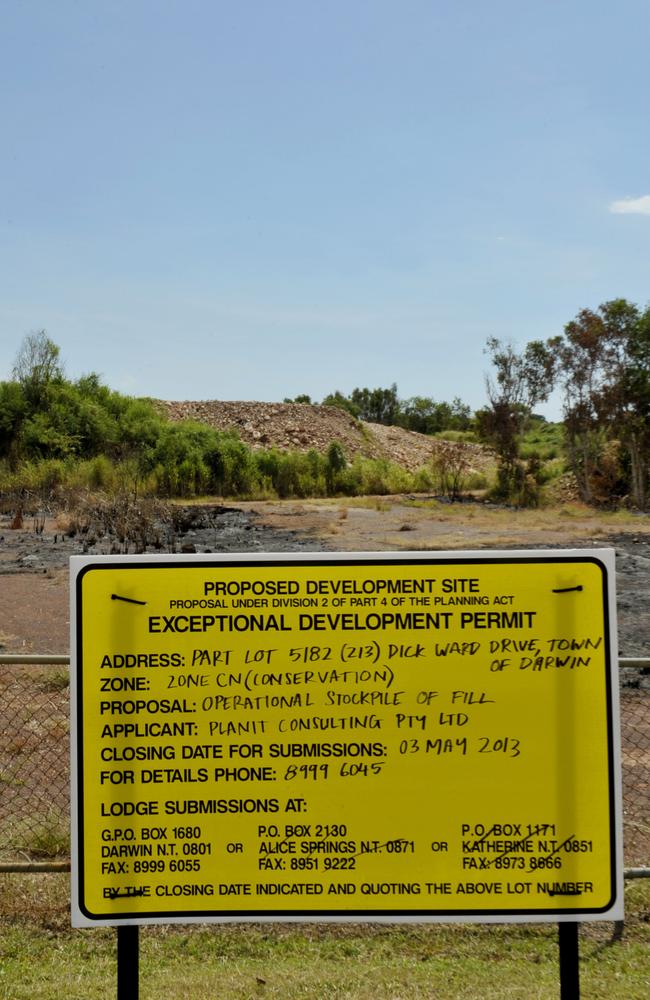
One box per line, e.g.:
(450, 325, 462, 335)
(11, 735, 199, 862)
(0, 333, 435, 504)
(305, 297, 650, 510)
(2, 297, 649, 510)
(475, 299, 650, 508)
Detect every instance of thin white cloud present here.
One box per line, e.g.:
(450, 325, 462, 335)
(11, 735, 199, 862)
(609, 195, 650, 215)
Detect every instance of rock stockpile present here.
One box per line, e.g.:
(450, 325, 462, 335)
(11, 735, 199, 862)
(161, 399, 492, 475)
(163, 401, 372, 457)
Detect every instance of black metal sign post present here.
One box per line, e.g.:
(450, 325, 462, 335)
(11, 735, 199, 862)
(117, 925, 139, 1000)
(558, 922, 580, 999)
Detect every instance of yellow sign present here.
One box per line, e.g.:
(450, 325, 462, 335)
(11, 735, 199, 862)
(70, 550, 623, 926)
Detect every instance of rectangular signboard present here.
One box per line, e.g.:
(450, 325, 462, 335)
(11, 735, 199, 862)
(70, 550, 623, 926)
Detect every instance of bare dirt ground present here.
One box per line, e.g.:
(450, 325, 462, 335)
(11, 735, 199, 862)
(231, 498, 650, 655)
(1, 497, 650, 655)
(1, 497, 649, 865)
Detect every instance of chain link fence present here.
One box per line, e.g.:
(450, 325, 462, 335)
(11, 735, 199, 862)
(1, 656, 648, 872)
(619, 661, 650, 871)
(0, 657, 71, 868)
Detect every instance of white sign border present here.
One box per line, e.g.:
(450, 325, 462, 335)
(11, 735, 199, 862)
(70, 548, 623, 927)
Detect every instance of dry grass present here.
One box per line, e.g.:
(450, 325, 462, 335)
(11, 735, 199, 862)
(0, 875, 649, 999)
(234, 496, 650, 557)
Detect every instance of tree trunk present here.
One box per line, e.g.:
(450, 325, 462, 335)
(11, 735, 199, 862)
(626, 432, 647, 509)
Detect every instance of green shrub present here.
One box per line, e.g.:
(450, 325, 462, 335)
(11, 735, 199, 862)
(0, 381, 27, 460)
(0, 363, 456, 502)
(65, 455, 118, 491)
(520, 420, 564, 461)
(333, 463, 364, 496)
(256, 448, 282, 485)
(213, 434, 260, 496)
(489, 456, 543, 507)
(433, 429, 480, 444)
(465, 471, 489, 490)
(325, 442, 347, 495)
(412, 467, 435, 492)
(275, 453, 308, 498)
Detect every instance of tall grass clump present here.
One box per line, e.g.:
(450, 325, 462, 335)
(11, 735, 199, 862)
(433, 429, 480, 444)
(328, 455, 417, 496)
(212, 433, 262, 496)
(65, 455, 119, 492)
(3, 810, 70, 859)
(257, 448, 327, 499)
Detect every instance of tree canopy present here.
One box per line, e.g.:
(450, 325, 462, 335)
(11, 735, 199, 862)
(549, 298, 650, 507)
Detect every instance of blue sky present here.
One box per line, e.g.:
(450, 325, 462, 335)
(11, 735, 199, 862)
(2, 1, 650, 418)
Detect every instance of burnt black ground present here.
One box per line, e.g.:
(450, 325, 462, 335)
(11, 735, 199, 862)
(0, 506, 649, 659)
(0, 504, 330, 576)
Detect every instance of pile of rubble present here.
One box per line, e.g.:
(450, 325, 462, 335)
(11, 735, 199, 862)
(162, 401, 373, 457)
(161, 399, 492, 475)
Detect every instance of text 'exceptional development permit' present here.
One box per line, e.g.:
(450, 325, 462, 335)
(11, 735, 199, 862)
(70, 550, 623, 926)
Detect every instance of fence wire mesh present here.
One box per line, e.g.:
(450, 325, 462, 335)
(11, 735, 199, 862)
(619, 666, 650, 868)
(0, 661, 648, 869)
(0, 663, 70, 861)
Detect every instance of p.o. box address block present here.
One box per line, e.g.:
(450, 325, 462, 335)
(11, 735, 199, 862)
(70, 549, 623, 927)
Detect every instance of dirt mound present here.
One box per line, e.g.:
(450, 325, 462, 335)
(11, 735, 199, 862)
(163, 400, 376, 457)
(161, 400, 491, 473)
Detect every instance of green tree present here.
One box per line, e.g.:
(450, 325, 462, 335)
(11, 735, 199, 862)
(552, 299, 650, 507)
(478, 338, 555, 503)
(12, 330, 64, 407)
(322, 385, 401, 424)
(321, 391, 360, 417)
(622, 309, 650, 508)
(398, 395, 472, 434)
(325, 441, 346, 494)
(397, 396, 440, 434)
(0, 381, 27, 461)
(350, 384, 400, 424)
